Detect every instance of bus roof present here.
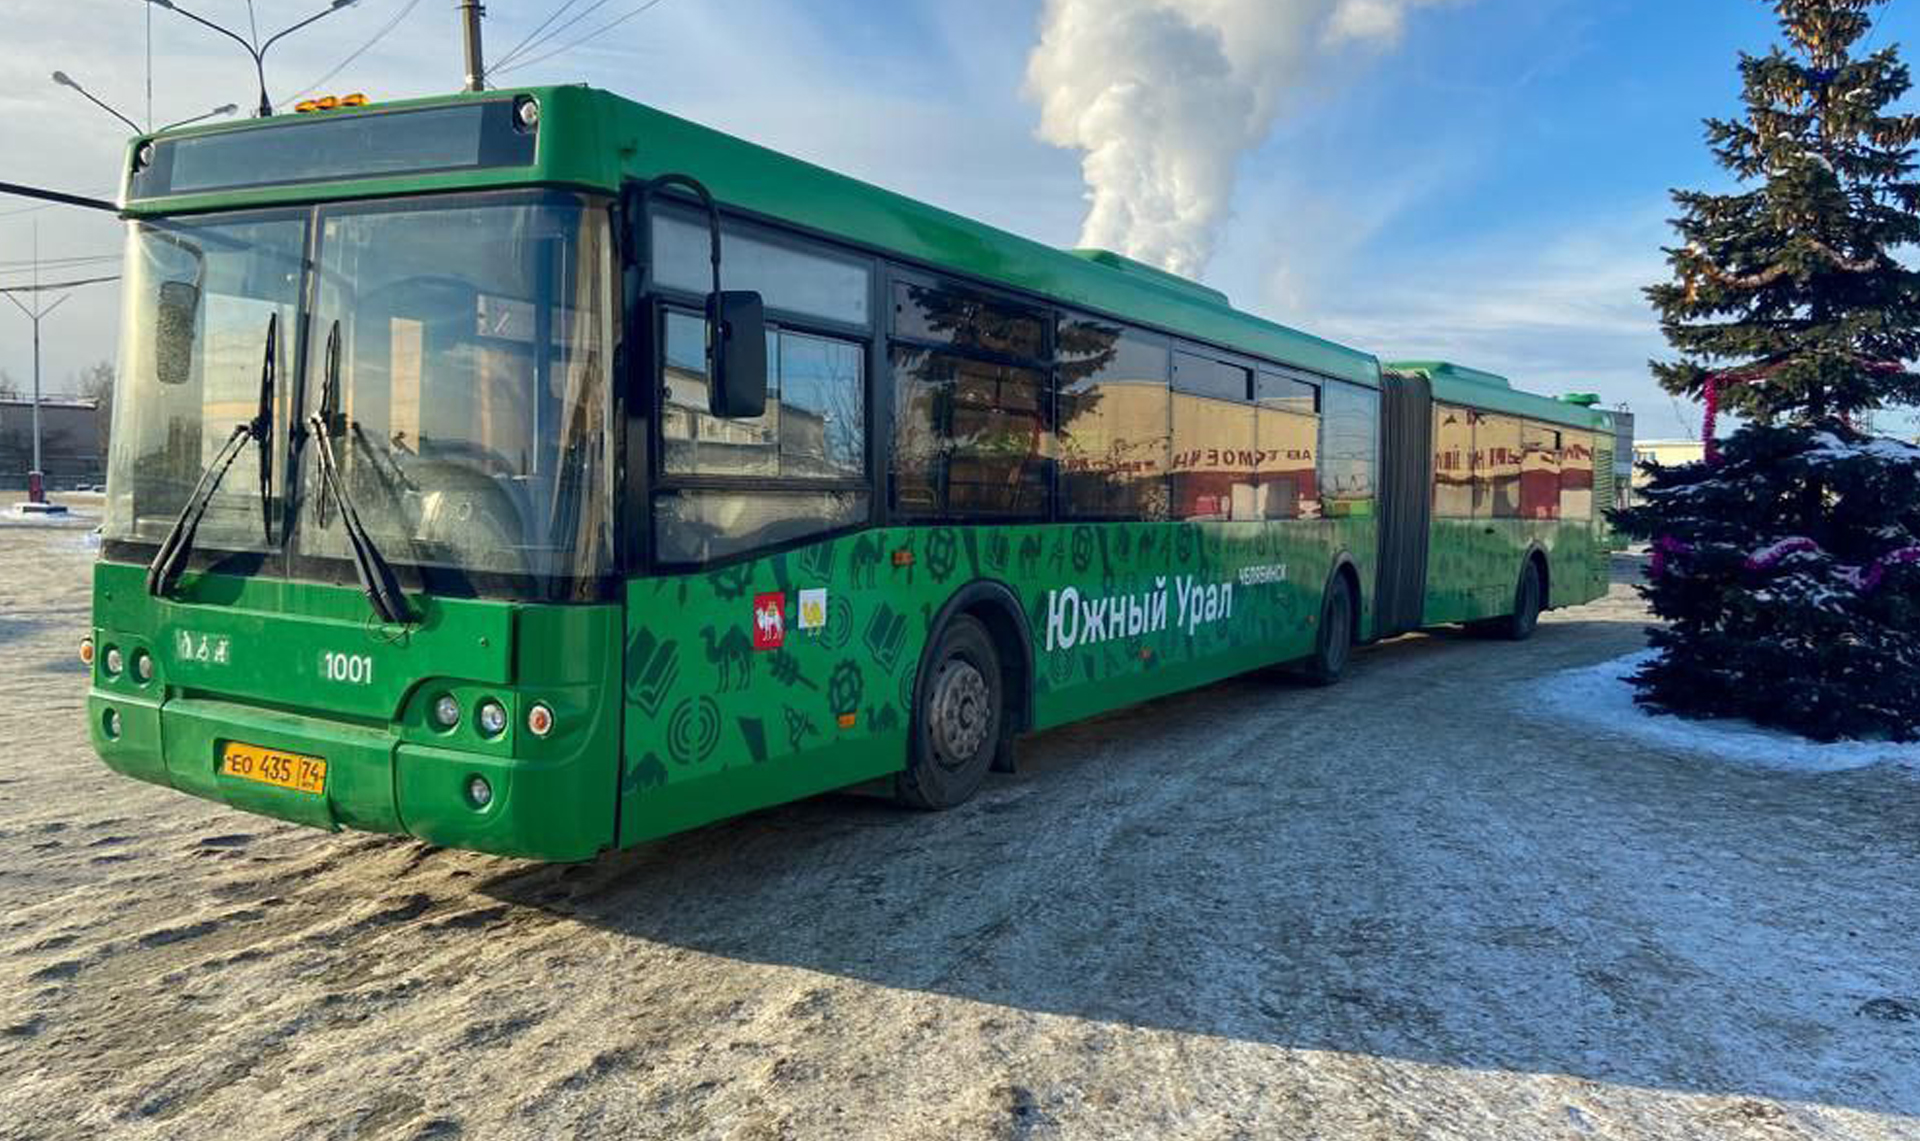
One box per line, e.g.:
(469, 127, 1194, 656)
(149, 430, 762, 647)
(1386, 360, 1612, 432)
(126, 86, 1380, 387)
(124, 86, 1623, 417)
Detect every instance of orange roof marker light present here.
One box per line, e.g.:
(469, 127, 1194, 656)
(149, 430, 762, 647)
(294, 93, 369, 114)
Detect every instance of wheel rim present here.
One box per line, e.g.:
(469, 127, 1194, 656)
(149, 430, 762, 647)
(928, 657, 992, 768)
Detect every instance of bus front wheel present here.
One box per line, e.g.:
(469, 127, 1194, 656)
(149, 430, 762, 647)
(1300, 579, 1354, 687)
(897, 615, 1003, 810)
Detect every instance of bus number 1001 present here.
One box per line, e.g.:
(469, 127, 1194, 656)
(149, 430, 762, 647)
(321, 651, 374, 685)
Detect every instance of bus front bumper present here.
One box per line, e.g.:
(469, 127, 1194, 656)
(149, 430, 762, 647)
(87, 691, 609, 862)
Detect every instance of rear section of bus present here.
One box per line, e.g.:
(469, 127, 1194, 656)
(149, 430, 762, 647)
(86, 88, 626, 861)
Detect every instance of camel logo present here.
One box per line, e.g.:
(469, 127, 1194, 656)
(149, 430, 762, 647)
(753, 593, 786, 651)
(700, 625, 753, 691)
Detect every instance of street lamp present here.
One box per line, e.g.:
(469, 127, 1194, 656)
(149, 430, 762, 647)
(50, 70, 138, 134)
(160, 103, 239, 132)
(145, 0, 361, 118)
(51, 71, 237, 135)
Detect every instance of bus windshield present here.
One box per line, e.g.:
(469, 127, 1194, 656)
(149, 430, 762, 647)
(105, 192, 617, 590)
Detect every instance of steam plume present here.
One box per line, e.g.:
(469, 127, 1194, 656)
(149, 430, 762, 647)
(1026, 0, 1466, 278)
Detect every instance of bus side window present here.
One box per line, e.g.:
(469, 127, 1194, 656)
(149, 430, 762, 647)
(1433, 404, 1473, 518)
(1522, 423, 1562, 519)
(1171, 353, 1254, 522)
(1057, 317, 1171, 521)
(1474, 412, 1524, 519)
(889, 281, 1051, 519)
(1319, 381, 1378, 519)
(1560, 430, 1595, 520)
(1255, 369, 1320, 520)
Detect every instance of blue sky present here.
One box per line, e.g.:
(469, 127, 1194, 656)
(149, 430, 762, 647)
(4, 0, 1919, 439)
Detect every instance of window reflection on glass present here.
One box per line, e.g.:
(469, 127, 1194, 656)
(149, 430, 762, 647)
(1560, 429, 1595, 520)
(1172, 394, 1256, 521)
(891, 348, 1048, 518)
(893, 282, 1045, 361)
(1475, 413, 1523, 519)
(655, 488, 869, 564)
(1433, 404, 1474, 519)
(1257, 368, 1320, 415)
(1255, 408, 1318, 520)
(662, 313, 866, 481)
(653, 214, 870, 327)
(1522, 423, 1563, 519)
(1320, 381, 1378, 518)
(104, 212, 306, 550)
(294, 194, 616, 582)
(1057, 317, 1170, 520)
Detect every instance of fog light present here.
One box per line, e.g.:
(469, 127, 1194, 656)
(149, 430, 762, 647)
(526, 703, 554, 738)
(432, 694, 461, 729)
(79, 637, 95, 667)
(103, 646, 123, 676)
(103, 708, 121, 740)
(476, 699, 508, 738)
(466, 775, 493, 809)
(134, 651, 155, 683)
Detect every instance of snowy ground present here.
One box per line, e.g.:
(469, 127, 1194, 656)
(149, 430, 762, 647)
(1532, 651, 1920, 778)
(2, 521, 1919, 1140)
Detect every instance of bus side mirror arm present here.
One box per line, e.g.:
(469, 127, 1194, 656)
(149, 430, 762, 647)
(620, 173, 767, 420)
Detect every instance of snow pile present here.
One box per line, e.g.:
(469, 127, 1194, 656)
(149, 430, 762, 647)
(1527, 651, 1920, 777)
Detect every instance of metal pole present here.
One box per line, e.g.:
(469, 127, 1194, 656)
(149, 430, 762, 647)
(460, 0, 486, 91)
(29, 225, 40, 501)
(30, 309, 42, 499)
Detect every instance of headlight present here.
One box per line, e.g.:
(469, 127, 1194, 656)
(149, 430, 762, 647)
(432, 694, 461, 729)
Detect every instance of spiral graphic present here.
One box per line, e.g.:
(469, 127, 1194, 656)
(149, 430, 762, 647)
(667, 696, 721, 766)
(822, 596, 854, 651)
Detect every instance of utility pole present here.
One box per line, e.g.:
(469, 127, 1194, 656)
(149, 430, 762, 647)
(460, 0, 486, 91)
(1, 225, 73, 514)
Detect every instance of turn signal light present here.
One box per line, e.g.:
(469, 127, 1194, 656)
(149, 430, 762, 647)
(526, 703, 554, 738)
(79, 637, 95, 667)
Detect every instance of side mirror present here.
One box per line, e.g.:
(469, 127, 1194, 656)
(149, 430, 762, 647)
(154, 280, 200, 385)
(707, 290, 766, 419)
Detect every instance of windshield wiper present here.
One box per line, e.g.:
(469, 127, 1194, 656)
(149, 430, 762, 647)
(146, 312, 278, 599)
(304, 320, 412, 625)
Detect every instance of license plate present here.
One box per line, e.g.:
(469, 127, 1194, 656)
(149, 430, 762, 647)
(220, 742, 327, 796)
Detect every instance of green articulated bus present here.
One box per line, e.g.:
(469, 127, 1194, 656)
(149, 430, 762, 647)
(84, 86, 1624, 861)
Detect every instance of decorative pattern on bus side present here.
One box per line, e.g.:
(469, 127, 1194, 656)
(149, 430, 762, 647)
(618, 517, 1383, 789)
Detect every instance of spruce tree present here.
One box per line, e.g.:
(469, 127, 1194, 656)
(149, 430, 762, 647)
(1648, 0, 1920, 423)
(1618, 0, 1920, 742)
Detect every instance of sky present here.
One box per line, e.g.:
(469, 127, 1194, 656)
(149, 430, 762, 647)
(2, 0, 1919, 441)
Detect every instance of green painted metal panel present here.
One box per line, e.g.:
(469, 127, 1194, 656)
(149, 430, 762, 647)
(615, 519, 1375, 847)
(88, 561, 621, 862)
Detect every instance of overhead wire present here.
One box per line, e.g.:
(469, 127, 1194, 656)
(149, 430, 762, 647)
(491, 0, 586, 73)
(491, 0, 624, 73)
(0, 275, 120, 293)
(286, 0, 427, 105)
(492, 0, 670, 78)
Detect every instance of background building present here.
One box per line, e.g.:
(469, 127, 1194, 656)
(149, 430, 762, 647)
(0, 397, 103, 490)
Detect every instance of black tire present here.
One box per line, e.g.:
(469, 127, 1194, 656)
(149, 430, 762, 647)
(1498, 560, 1545, 642)
(896, 615, 1003, 810)
(1300, 578, 1355, 687)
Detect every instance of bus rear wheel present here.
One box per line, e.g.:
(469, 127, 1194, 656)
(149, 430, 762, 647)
(1500, 561, 1545, 642)
(897, 615, 1003, 810)
(1300, 578, 1354, 687)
